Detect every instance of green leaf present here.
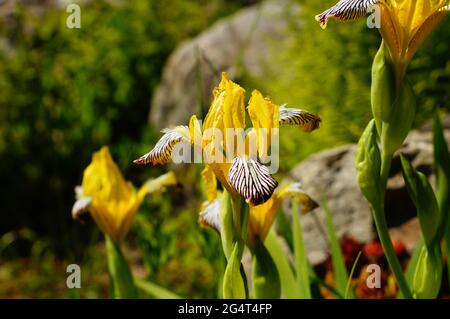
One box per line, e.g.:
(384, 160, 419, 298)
(134, 278, 181, 299)
(344, 251, 361, 299)
(292, 203, 311, 298)
(400, 155, 440, 248)
(222, 241, 246, 299)
(252, 238, 281, 299)
(433, 112, 450, 239)
(220, 190, 234, 260)
(323, 200, 353, 298)
(105, 235, 138, 299)
(265, 230, 299, 298)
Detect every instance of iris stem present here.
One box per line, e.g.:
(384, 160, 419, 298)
(372, 153, 413, 298)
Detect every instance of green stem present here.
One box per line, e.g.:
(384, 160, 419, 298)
(222, 196, 249, 298)
(105, 235, 138, 299)
(372, 154, 413, 298)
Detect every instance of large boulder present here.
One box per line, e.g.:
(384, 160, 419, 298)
(149, 0, 299, 128)
(283, 116, 450, 265)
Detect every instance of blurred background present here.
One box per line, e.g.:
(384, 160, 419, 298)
(0, 0, 448, 298)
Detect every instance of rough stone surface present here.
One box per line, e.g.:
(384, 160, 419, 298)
(282, 116, 450, 265)
(149, 0, 299, 129)
(283, 144, 373, 265)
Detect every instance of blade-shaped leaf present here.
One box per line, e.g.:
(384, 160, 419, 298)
(265, 229, 298, 298)
(433, 112, 450, 238)
(323, 200, 353, 298)
(400, 155, 440, 248)
(292, 203, 311, 298)
(105, 235, 138, 299)
(134, 278, 181, 299)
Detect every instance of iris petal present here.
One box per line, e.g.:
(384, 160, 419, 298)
(133, 126, 190, 165)
(278, 105, 321, 132)
(199, 197, 222, 233)
(315, 0, 379, 28)
(228, 156, 278, 206)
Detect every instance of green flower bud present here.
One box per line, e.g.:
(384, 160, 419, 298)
(381, 80, 416, 156)
(252, 238, 281, 299)
(412, 244, 442, 299)
(371, 42, 395, 136)
(355, 120, 382, 205)
(400, 155, 440, 248)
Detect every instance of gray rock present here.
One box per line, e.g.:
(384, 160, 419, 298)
(150, 0, 300, 129)
(284, 144, 374, 265)
(282, 116, 450, 265)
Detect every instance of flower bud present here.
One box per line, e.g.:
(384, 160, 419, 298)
(355, 120, 382, 205)
(412, 244, 442, 299)
(371, 43, 395, 136)
(400, 155, 440, 248)
(381, 80, 416, 156)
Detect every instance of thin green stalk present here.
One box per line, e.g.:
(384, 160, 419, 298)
(371, 202, 411, 298)
(373, 153, 412, 298)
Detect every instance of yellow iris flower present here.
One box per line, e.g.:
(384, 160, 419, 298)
(134, 72, 321, 206)
(72, 146, 177, 242)
(316, 0, 449, 66)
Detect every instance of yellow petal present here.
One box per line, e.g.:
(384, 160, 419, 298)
(247, 90, 279, 157)
(201, 165, 218, 202)
(406, 7, 447, 61)
(81, 146, 140, 241)
(248, 183, 318, 243)
(137, 171, 177, 202)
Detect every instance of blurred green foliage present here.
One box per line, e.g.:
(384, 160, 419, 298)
(0, 0, 251, 299)
(0, 0, 250, 252)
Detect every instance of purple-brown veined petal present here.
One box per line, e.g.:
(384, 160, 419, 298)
(278, 105, 321, 132)
(228, 156, 278, 206)
(315, 0, 379, 29)
(133, 126, 190, 165)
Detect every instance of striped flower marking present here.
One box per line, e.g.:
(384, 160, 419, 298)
(278, 105, 321, 132)
(133, 126, 189, 165)
(228, 156, 278, 206)
(316, 0, 379, 28)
